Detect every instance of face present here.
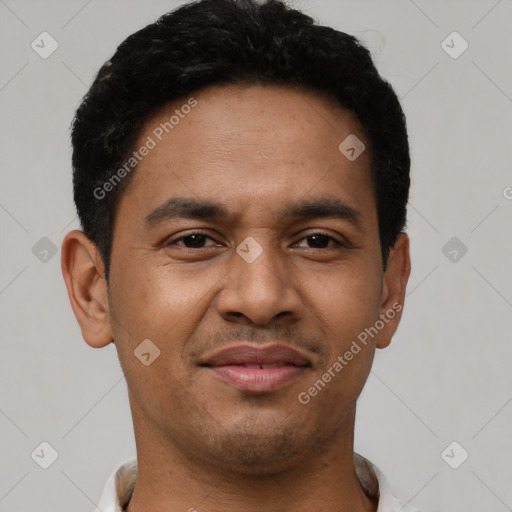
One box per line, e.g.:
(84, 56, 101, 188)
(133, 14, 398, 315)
(63, 83, 410, 475)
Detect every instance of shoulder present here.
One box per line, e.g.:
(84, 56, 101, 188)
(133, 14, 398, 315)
(354, 452, 422, 512)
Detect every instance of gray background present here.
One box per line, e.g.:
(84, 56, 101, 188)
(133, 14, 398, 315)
(1, 0, 511, 511)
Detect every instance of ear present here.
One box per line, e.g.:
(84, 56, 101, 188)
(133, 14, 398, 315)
(376, 232, 411, 349)
(61, 230, 113, 348)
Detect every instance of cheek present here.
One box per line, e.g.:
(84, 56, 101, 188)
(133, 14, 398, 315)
(108, 261, 206, 422)
(299, 259, 381, 400)
(111, 258, 191, 333)
(109, 258, 221, 372)
(304, 260, 382, 340)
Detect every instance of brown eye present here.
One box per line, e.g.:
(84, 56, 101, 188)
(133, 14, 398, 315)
(294, 233, 347, 249)
(167, 231, 218, 249)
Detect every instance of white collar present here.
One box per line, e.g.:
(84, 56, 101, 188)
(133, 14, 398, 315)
(97, 452, 421, 512)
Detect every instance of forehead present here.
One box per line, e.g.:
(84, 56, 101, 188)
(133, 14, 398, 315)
(116, 83, 375, 227)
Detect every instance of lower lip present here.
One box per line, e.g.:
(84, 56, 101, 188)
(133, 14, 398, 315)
(208, 365, 307, 392)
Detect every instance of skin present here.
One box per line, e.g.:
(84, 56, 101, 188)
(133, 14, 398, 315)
(61, 83, 411, 512)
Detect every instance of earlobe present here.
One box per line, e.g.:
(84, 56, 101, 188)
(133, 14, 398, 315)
(376, 232, 411, 349)
(61, 230, 113, 348)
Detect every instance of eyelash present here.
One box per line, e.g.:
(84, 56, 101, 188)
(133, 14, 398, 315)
(166, 230, 349, 250)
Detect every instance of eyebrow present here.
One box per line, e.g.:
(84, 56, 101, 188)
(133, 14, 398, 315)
(144, 197, 362, 230)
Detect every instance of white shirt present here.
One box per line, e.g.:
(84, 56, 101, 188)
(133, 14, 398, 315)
(95, 453, 421, 512)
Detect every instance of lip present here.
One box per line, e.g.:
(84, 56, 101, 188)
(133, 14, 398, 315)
(201, 343, 311, 393)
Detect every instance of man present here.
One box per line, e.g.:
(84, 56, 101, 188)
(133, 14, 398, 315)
(61, 0, 416, 510)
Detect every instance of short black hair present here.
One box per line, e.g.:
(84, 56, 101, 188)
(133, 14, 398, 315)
(71, 0, 410, 282)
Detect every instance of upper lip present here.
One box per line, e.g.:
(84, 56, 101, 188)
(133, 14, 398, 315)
(201, 343, 311, 367)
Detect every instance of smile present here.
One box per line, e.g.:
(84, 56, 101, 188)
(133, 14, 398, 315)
(201, 342, 311, 393)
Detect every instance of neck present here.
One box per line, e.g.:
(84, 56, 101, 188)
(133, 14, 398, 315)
(125, 404, 377, 512)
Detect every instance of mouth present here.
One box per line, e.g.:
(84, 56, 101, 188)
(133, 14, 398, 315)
(200, 343, 311, 393)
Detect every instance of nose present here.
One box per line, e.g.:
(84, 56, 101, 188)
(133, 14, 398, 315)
(216, 243, 304, 326)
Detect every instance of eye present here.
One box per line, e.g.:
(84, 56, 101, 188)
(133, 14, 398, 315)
(165, 231, 350, 251)
(166, 231, 219, 249)
(293, 233, 348, 249)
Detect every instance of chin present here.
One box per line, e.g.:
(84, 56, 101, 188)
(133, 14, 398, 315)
(197, 419, 313, 476)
